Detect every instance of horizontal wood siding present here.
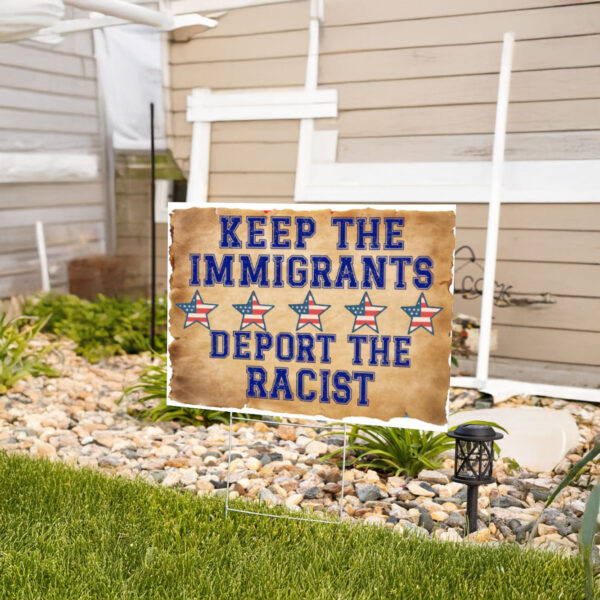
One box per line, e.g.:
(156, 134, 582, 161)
(169, 0, 308, 200)
(114, 154, 168, 297)
(0, 19, 107, 298)
(168, 0, 600, 382)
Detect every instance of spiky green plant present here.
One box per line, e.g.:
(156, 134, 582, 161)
(120, 355, 230, 426)
(323, 420, 507, 478)
(0, 313, 57, 393)
(323, 426, 455, 477)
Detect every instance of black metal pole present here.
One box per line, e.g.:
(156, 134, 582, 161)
(150, 102, 156, 352)
(466, 484, 479, 534)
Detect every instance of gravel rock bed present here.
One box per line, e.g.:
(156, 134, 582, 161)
(1, 337, 599, 554)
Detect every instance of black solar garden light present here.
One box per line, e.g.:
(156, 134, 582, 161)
(447, 424, 504, 534)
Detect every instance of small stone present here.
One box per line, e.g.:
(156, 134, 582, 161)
(364, 470, 380, 484)
(532, 489, 550, 502)
(92, 431, 115, 448)
(538, 523, 558, 536)
(260, 452, 283, 466)
(431, 511, 449, 522)
(325, 468, 342, 483)
(554, 457, 572, 474)
(180, 468, 198, 486)
(417, 509, 434, 532)
(277, 425, 296, 441)
(438, 528, 461, 542)
(305, 440, 328, 456)
(418, 470, 449, 485)
(469, 528, 490, 543)
(156, 444, 178, 458)
(285, 493, 303, 507)
(508, 519, 522, 533)
(98, 456, 121, 468)
(491, 495, 525, 509)
(303, 486, 324, 500)
(568, 515, 581, 533)
(390, 505, 410, 520)
(364, 516, 386, 526)
(196, 480, 215, 492)
(570, 500, 586, 516)
(81, 436, 94, 445)
(259, 487, 280, 506)
(323, 482, 341, 495)
(408, 481, 435, 497)
(446, 512, 466, 529)
(357, 484, 383, 502)
(30, 442, 56, 459)
(246, 457, 261, 471)
(162, 471, 181, 487)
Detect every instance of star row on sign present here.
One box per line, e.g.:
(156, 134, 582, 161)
(176, 290, 442, 335)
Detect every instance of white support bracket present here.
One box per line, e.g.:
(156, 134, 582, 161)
(185, 86, 336, 203)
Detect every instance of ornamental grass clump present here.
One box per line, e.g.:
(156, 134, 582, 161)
(324, 425, 455, 477)
(323, 420, 506, 478)
(0, 313, 57, 393)
(24, 293, 167, 363)
(120, 354, 231, 426)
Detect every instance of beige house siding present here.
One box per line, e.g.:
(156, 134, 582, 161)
(168, 0, 600, 382)
(0, 23, 108, 298)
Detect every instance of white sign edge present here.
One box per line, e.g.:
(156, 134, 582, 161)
(166, 202, 456, 432)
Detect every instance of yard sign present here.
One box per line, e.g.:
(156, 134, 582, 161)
(168, 204, 455, 428)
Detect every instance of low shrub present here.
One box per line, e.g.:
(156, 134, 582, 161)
(24, 293, 167, 363)
(0, 313, 57, 393)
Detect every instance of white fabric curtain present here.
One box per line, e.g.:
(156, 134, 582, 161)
(94, 23, 166, 151)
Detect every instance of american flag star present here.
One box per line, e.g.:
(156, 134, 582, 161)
(233, 291, 274, 330)
(289, 291, 330, 331)
(401, 293, 443, 335)
(345, 292, 386, 333)
(176, 291, 218, 330)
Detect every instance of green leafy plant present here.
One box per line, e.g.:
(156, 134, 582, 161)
(120, 355, 231, 426)
(0, 313, 57, 393)
(323, 420, 507, 477)
(529, 434, 600, 599)
(24, 293, 167, 363)
(504, 457, 522, 475)
(323, 426, 454, 477)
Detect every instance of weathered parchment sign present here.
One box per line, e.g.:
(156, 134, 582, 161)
(168, 204, 455, 427)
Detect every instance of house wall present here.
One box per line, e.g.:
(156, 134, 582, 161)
(168, 0, 600, 384)
(114, 152, 177, 298)
(0, 21, 108, 298)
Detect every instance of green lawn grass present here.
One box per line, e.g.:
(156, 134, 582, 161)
(0, 454, 586, 600)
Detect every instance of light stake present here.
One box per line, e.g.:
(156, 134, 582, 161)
(447, 423, 503, 534)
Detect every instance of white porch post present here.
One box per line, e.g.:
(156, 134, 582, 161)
(186, 89, 212, 203)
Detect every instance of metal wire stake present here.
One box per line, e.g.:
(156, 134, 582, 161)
(225, 411, 234, 519)
(338, 422, 348, 524)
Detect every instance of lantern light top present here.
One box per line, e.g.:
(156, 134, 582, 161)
(447, 423, 503, 442)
